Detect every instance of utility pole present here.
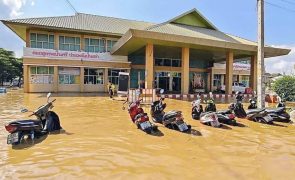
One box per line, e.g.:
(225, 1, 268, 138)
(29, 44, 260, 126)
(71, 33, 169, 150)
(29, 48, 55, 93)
(257, 0, 265, 108)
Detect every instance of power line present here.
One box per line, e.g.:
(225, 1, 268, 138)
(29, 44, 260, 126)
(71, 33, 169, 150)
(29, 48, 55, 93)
(275, 0, 295, 6)
(65, 0, 78, 14)
(265, 1, 295, 13)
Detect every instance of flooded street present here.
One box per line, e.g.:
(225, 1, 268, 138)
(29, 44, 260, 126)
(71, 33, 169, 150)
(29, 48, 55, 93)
(1, 90, 295, 179)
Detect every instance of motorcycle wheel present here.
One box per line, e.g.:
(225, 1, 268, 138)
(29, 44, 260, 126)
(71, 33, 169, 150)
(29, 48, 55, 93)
(144, 127, 152, 134)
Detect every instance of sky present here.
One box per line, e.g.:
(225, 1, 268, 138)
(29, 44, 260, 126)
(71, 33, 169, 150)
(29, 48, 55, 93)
(0, 0, 294, 74)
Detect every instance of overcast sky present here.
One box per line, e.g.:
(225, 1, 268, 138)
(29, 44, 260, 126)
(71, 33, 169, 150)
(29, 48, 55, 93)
(0, 0, 294, 74)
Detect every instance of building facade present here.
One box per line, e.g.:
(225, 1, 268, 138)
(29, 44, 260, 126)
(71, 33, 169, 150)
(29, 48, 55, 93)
(1, 9, 290, 94)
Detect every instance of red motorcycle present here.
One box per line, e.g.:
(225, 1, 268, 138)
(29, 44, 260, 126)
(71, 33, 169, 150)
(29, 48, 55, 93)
(123, 99, 158, 134)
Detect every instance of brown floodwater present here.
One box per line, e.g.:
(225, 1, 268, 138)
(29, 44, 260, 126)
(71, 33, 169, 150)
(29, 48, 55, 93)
(1, 90, 295, 179)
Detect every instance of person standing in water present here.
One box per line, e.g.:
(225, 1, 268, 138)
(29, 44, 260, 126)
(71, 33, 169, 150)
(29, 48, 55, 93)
(107, 81, 115, 99)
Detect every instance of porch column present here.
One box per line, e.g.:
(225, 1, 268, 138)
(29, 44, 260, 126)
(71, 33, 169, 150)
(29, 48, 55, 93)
(145, 43, 154, 89)
(104, 68, 108, 92)
(53, 66, 58, 93)
(80, 67, 84, 92)
(225, 51, 234, 94)
(23, 65, 29, 93)
(250, 55, 257, 91)
(181, 47, 190, 94)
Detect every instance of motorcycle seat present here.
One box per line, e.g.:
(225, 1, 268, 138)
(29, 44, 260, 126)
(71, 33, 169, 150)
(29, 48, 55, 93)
(265, 107, 284, 113)
(10, 120, 41, 126)
(217, 110, 232, 114)
(246, 108, 265, 114)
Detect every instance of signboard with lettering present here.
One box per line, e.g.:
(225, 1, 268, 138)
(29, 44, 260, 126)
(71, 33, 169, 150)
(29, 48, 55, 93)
(23, 47, 128, 62)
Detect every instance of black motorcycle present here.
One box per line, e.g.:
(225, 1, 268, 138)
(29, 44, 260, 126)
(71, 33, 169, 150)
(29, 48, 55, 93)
(191, 96, 203, 120)
(151, 97, 191, 132)
(202, 93, 237, 126)
(229, 92, 247, 118)
(248, 95, 290, 123)
(246, 108, 274, 124)
(5, 93, 62, 146)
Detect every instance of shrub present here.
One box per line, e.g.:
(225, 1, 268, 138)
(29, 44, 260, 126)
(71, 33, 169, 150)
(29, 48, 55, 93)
(272, 75, 295, 102)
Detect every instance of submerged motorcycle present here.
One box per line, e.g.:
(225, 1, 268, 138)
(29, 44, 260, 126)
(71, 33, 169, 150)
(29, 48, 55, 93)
(151, 96, 191, 132)
(123, 99, 158, 134)
(5, 93, 62, 146)
(196, 93, 236, 126)
(230, 91, 274, 124)
(191, 93, 221, 128)
(248, 94, 291, 123)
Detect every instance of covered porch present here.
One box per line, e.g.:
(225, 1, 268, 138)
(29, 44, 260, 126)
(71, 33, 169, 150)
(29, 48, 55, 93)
(111, 29, 290, 94)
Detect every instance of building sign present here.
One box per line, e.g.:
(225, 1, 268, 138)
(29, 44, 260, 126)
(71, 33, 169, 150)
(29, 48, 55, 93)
(23, 47, 127, 62)
(214, 63, 251, 71)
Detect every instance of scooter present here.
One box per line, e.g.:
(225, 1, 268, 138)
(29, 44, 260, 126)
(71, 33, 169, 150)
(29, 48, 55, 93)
(202, 92, 237, 126)
(123, 99, 158, 134)
(248, 94, 291, 123)
(229, 91, 247, 118)
(191, 95, 203, 120)
(230, 92, 274, 124)
(5, 93, 62, 146)
(151, 93, 191, 132)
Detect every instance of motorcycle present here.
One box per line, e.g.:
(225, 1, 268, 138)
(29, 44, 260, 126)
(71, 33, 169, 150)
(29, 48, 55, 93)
(191, 95, 203, 120)
(123, 99, 158, 134)
(230, 91, 274, 124)
(229, 91, 247, 118)
(5, 93, 62, 146)
(201, 93, 237, 126)
(248, 94, 291, 123)
(151, 96, 191, 132)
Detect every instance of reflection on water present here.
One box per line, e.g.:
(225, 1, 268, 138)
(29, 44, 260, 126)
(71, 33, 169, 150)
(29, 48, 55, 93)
(1, 90, 295, 179)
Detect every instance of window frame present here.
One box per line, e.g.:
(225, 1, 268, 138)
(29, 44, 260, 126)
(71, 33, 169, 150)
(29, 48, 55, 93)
(59, 35, 81, 51)
(30, 33, 55, 49)
(84, 68, 104, 85)
(29, 66, 54, 84)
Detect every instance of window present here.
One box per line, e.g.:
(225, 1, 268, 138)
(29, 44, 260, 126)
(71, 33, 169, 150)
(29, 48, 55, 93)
(30, 33, 54, 49)
(106, 40, 117, 52)
(240, 75, 250, 87)
(213, 74, 222, 86)
(30, 66, 54, 84)
(108, 69, 127, 85)
(154, 58, 181, 67)
(59, 36, 80, 51)
(58, 67, 80, 84)
(84, 38, 117, 53)
(84, 68, 104, 84)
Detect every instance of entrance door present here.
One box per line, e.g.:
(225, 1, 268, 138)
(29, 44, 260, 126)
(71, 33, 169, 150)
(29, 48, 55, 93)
(158, 77, 169, 91)
(172, 77, 181, 92)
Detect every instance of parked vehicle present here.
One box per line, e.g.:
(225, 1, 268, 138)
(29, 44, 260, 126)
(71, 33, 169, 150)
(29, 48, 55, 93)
(123, 99, 158, 134)
(0, 87, 7, 93)
(200, 112, 221, 128)
(248, 94, 291, 123)
(246, 108, 274, 124)
(5, 93, 62, 146)
(191, 95, 203, 120)
(221, 82, 247, 93)
(229, 91, 247, 118)
(151, 94, 191, 132)
(201, 92, 237, 126)
(192, 93, 221, 128)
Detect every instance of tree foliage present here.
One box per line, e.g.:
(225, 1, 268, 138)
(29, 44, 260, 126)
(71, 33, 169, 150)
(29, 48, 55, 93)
(273, 75, 295, 102)
(0, 48, 23, 85)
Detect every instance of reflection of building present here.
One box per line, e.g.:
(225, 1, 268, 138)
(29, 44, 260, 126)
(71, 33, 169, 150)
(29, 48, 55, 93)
(210, 62, 251, 91)
(1, 8, 290, 93)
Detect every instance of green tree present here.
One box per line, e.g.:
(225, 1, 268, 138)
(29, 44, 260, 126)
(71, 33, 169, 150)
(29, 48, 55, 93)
(272, 75, 295, 102)
(0, 48, 23, 86)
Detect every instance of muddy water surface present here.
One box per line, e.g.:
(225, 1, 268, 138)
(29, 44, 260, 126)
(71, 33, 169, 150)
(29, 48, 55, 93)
(1, 90, 295, 179)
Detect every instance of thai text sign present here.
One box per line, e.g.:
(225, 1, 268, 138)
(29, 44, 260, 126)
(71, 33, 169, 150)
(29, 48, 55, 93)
(23, 47, 127, 62)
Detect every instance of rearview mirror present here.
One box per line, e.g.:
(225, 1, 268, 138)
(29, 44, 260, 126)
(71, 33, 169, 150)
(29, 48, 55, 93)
(47, 92, 51, 99)
(160, 89, 164, 94)
(21, 108, 28, 113)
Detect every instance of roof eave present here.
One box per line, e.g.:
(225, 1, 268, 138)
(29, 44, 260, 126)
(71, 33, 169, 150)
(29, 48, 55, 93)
(111, 29, 291, 58)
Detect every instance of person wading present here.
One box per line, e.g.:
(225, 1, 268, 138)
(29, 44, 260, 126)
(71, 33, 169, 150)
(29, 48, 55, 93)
(107, 81, 115, 99)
